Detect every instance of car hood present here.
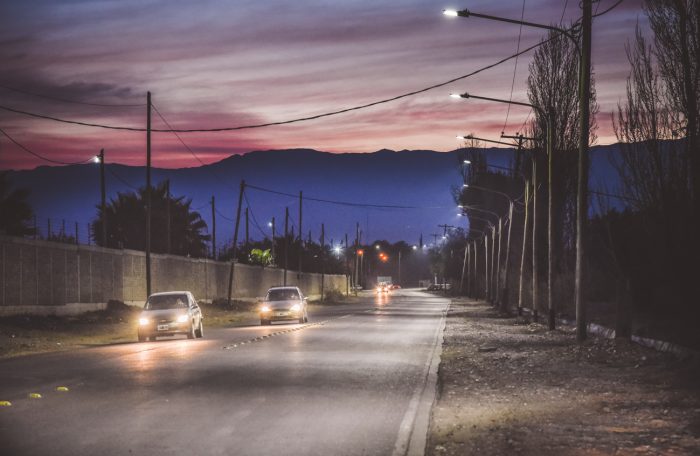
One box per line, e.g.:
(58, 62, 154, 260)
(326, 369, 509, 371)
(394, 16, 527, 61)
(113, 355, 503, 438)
(263, 300, 302, 310)
(141, 309, 188, 320)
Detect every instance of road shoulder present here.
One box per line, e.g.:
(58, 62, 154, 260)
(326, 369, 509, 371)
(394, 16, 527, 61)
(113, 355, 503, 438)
(427, 297, 700, 455)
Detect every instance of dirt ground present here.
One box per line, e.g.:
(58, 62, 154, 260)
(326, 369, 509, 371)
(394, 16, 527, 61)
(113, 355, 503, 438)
(428, 298, 700, 456)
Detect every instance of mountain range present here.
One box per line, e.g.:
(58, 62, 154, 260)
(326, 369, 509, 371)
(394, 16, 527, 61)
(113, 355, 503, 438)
(5, 145, 623, 246)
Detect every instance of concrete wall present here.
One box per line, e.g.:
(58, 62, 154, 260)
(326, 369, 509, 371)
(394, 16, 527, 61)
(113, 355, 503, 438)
(0, 235, 347, 315)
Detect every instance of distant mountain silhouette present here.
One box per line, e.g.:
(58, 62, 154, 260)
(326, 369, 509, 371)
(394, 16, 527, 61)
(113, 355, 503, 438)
(6, 145, 624, 245)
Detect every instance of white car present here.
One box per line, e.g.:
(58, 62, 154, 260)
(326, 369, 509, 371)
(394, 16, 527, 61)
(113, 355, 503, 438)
(137, 291, 204, 341)
(259, 287, 309, 325)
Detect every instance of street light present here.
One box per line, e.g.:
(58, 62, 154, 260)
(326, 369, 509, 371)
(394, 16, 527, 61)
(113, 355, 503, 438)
(92, 155, 101, 164)
(445, 4, 593, 336)
(453, 91, 550, 323)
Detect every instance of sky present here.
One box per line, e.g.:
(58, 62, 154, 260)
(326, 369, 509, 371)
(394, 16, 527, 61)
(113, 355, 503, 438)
(0, 0, 647, 170)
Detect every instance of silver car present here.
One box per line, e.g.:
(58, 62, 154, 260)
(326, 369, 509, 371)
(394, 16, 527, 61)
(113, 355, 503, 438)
(137, 291, 204, 341)
(259, 287, 309, 325)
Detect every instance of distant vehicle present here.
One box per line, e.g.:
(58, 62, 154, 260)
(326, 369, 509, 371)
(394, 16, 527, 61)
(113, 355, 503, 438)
(138, 291, 203, 342)
(426, 283, 451, 291)
(390, 284, 401, 290)
(260, 286, 309, 325)
(376, 283, 390, 293)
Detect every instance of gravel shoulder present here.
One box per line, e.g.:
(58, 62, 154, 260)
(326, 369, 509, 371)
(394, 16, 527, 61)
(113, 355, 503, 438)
(427, 297, 700, 455)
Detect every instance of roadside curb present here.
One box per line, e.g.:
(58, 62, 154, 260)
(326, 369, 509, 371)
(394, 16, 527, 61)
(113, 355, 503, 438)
(393, 296, 449, 456)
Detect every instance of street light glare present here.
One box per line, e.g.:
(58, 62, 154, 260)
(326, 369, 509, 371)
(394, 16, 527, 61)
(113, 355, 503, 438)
(463, 159, 471, 164)
(463, 184, 469, 188)
(92, 155, 101, 164)
(267, 222, 273, 227)
(443, 9, 458, 17)
(449, 93, 461, 99)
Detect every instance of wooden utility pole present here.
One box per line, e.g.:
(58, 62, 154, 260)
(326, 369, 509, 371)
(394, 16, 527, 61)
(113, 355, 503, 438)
(211, 195, 216, 259)
(271, 216, 276, 264)
(165, 179, 171, 254)
(298, 191, 303, 274)
(245, 207, 249, 247)
(354, 222, 360, 292)
(575, 0, 592, 341)
(320, 223, 325, 302)
(227, 180, 245, 305)
(98, 149, 106, 246)
(146, 91, 152, 297)
(75, 222, 79, 245)
(284, 207, 289, 286)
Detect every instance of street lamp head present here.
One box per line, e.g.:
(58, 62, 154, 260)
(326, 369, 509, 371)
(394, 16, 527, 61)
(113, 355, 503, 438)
(463, 184, 469, 188)
(92, 155, 101, 164)
(456, 135, 466, 140)
(267, 221, 273, 227)
(442, 9, 458, 17)
(463, 159, 471, 164)
(449, 93, 461, 99)
(412, 245, 417, 250)
(375, 244, 380, 250)
(333, 246, 342, 254)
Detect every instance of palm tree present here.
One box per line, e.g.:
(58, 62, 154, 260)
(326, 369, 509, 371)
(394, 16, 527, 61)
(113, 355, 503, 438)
(92, 182, 210, 257)
(0, 172, 35, 236)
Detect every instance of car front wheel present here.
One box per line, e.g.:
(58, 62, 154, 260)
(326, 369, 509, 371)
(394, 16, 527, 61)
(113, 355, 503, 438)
(187, 322, 195, 339)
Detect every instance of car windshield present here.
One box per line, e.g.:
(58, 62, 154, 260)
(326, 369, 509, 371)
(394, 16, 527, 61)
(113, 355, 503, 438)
(267, 289, 300, 301)
(145, 294, 189, 310)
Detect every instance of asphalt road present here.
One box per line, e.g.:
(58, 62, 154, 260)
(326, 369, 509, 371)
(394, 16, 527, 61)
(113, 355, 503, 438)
(0, 289, 448, 456)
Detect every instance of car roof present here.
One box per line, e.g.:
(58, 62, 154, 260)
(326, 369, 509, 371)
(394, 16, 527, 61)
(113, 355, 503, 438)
(149, 291, 191, 297)
(267, 286, 299, 291)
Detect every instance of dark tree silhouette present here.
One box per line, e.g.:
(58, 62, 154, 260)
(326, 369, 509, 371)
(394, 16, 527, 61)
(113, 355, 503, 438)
(92, 182, 209, 257)
(0, 172, 35, 236)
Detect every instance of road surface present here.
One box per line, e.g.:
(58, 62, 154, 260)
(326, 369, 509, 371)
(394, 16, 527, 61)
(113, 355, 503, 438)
(0, 290, 448, 455)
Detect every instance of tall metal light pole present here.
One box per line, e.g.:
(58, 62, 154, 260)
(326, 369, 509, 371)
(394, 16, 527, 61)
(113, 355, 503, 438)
(455, 94, 549, 322)
(575, 0, 593, 341)
(445, 4, 592, 335)
(145, 92, 152, 297)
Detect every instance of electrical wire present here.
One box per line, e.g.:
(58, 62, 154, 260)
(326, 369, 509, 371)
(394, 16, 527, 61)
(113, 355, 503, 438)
(243, 192, 268, 238)
(0, 127, 95, 165)
(0, 84, 144, 108)
(215, 207, 235, 222)
(0, 32, 569, 134)
(501, 0, 527, 135)
(246, 183, 447, 210)
(106, 166, 139, 190)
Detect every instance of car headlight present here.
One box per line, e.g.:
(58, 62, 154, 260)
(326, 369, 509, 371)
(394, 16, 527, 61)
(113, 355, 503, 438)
(176, 314, 189, 323)
(290, 304, 301, 312)
(261, 305, 270, 312)
(138, 317, 150, 326)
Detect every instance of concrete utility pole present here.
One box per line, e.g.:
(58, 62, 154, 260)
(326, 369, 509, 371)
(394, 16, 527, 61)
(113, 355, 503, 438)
(227, 180, 245, 306)
(354, 222, 360, 292)
(495, 218, 502, 304)
(532, 151, 539, 322)
(518, 180, 531, 315)
(284, 207, 289, 286)
(484, 234, 489, 300)
(145, 91, 152, 297)
(211, 195, 216, 259)
(501, 202, 514, 312)
(575, 0, 593, 341)
(546, 111, 556, 330)
(98, 149, 106, 246)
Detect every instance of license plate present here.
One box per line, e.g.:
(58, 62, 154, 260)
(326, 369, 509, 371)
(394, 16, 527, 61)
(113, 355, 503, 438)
(277, 312, 286, 317)
(157, 324, 169, 331)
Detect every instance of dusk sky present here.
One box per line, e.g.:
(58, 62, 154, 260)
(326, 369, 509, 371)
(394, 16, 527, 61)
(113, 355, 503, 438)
(1, 0, 646, 170)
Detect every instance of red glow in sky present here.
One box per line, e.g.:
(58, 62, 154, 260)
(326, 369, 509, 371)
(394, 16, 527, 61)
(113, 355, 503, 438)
(0, 0, 645, 170)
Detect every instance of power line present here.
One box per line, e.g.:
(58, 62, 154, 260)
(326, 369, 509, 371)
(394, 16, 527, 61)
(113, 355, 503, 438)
(243, 192, 268, 238)
(215, 207, 235, 222)
(501, 0, 527, 135)
(0, 84, 144, 108)
(0, 34, 565, 134)
(0, 127, 94, 165)
(106, 166, 139, 190)
(246, 183, 447, 210)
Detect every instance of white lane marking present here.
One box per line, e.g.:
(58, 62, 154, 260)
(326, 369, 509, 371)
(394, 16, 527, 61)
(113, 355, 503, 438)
(392, 297, 449, 456)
